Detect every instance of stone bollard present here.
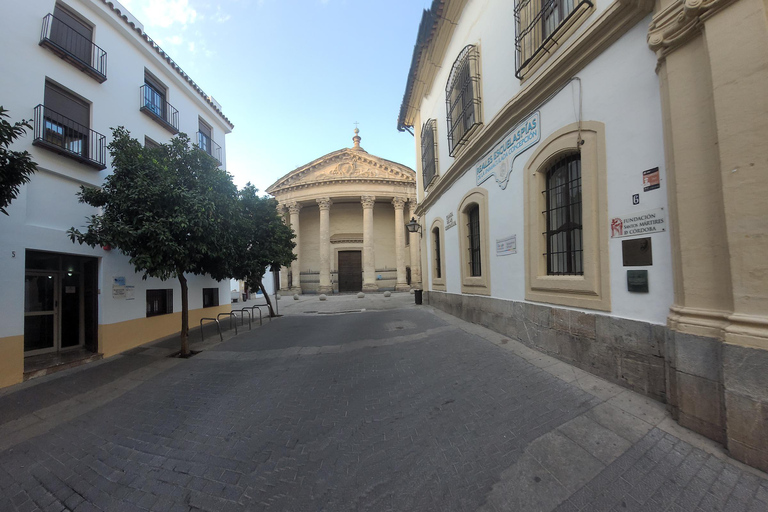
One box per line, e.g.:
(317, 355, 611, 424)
(357, 292, 365, 298)
(276, 294, 281, 300)
(384, 291, 391, 297)
(293, 294, 299, 300)
(319, 294, 327, 301)
(410, 289, 415, 294)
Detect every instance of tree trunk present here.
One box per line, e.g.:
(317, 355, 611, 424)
(179, 273, 189, 356)
(258, 279, 276, 317)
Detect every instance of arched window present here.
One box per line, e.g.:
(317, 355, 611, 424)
(545, 154, 582, 275)
(421, 119, 438, 189)
(446, 45, 482, 156)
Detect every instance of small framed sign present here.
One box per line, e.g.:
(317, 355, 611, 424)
(643, 167, 660, 192)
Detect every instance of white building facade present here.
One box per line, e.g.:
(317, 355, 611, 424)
(0, 0, 233, 387)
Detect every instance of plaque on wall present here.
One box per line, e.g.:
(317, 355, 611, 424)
(627, 270, 649, 293)
(622, 237, 653, 266)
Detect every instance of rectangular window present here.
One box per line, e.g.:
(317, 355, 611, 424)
(202, 288, 219, 308)
(146, 289, 173, 317)
(51, 4, 93, 64)
(468, 205, 482, 277)
(446, 45, 481, 156)
(433, 228, 442, 279)
(545, 154, 583, 275)
(198, 118, 212, 154)
(43, 81, 89, 158)
(144, 136, 160, 149)
(421, 119, 438, 188)
(143, 72, 166, 119)
(514, 0, 592, 78)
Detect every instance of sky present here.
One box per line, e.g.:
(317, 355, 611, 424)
(118, 0, 431, 193)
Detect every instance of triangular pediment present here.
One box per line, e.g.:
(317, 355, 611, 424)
(266, 148, 415, 194)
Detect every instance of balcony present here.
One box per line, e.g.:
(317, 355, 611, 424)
(139, 85, 179, 134)
(197, 132, 222, 165)
(32, 105, 107, 170)
(39, 13, 107, 83)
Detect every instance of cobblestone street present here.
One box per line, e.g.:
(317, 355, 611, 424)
(0, 295, 766, 511)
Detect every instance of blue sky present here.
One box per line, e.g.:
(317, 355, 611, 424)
(119, 0, 431, 192)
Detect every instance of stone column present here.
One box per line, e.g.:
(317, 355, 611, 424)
(317, 197, 333, 294)
(392, 197, 409, 291)
(278, 204, 290, 292)
(287, 201, 302, 294)
(408, 197, 422, 289)
(361, 195, 377, 292)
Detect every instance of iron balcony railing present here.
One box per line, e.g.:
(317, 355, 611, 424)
(33, 104, 107, 170)
(514, 0, 592, 79)
(197, 131, 222, 165)
(39, 13, 107, 82)
(139, 85, 179, 134)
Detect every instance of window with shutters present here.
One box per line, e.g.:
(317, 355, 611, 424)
(141, 71, 179, 133)
(33, 81, 106, 169)
(421, 119, 438, 189)
(446, 45, 482, 156)
(197, 118, 221, 164)
(39, 4, 107, 81)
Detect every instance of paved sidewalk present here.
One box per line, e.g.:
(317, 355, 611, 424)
(0, 294, 765, 511)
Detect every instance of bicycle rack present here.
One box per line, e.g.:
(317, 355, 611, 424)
(217, 312, 237, 335)
(233, 308, 252, 330)
(249, 303, 272, 325)
(199, 317, 223, 343)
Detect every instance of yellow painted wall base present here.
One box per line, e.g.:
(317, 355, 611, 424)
(99, 304, 232, 358)
(0, 335, 24, 389)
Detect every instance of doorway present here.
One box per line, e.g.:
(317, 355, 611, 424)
(338, 250, 362, 292)
(24, 251, 98, 356)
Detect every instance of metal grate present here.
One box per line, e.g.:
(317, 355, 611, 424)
(446, 45, 481, 156)
(40, 13, 107, 81)
(514, 0, 592, 78)
(543, 154, 583, 275)
(140, 85, 179, 133)
(467, 205, 482, 277)
(33, 104, 106, 170)
(197, 131, 222, 165)
(433, 227, 442, 279)
(421, 119, 438, 188)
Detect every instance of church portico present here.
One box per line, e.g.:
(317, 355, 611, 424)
(267, 130, 419, 294)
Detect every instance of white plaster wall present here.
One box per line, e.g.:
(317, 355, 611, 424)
(0, 0, 231, 337)
(420, 12, 673, 325)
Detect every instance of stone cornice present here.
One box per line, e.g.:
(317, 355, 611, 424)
(414, 0, 653, 217)
(647, 0, 738, 58)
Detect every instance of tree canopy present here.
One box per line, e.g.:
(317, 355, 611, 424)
(69, 127, 238, 356)
(0, 106, 38, 215)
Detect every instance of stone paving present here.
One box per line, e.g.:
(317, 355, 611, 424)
(0, 293, 766, 511)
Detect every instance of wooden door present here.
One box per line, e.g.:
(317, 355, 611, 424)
(338, 251, 362, 292)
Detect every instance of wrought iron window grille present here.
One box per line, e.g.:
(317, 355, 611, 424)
(446, 45, 482, 156)
(139, 85, 179, 134)
(421, 119, 439, 189)
(197, 131, 222, 166)
(433, 228, 442, 279)
(514, 0, 592, 79)
(542, 154, 583, 275)
(33, 104, 106, 170)
(467, 205, 482, 277)
(39, 13, 107, 82)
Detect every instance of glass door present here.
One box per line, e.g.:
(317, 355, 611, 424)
(24, 272, 58, 354)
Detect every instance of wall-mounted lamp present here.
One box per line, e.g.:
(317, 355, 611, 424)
(405, 217, 422, 238)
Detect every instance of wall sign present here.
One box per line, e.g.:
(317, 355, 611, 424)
(643, 167, 660, 191)
(627, 270, 649, 293)
(610, 207, 666, 238)
(496, 235, 517, 256)
(476, 111, 540, 190)
(445, 212, 457, 230)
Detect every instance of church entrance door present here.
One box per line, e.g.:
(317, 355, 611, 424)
(338, 251, 362, 292)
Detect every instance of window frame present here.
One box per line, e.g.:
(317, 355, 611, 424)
(445, 45, 482, 157)
(524, 121, 610, 310)
(421, 119, 439, 190)
(457, 188, 491, 295)
(545, 154, 583, 276)
(202, 288, 219, 308)
(430, 218, 447, 291)
(146, 289, 173, 317)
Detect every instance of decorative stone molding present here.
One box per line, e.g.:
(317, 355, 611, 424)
(647, 0, 736, 57)
(316, 197, 332, 210)
(361, 195, 376, 209)
(392, 197, 406, 210)
(286, 201, 302, 215)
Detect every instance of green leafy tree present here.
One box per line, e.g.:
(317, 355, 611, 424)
(0, 107, 38, 215)
(68, 127, 238, 356)
(231, 184, 295, 317)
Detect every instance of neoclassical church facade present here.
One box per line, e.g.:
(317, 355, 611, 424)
(266, 130, 421, 294)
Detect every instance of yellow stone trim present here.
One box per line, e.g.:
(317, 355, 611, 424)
(99, 304, 231, 358)
(0, 335, 24, 389)
(524, 121, 611, 311)
(457, 187, 491, 296)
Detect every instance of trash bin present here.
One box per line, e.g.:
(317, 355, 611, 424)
(414, 289, 423, 305)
